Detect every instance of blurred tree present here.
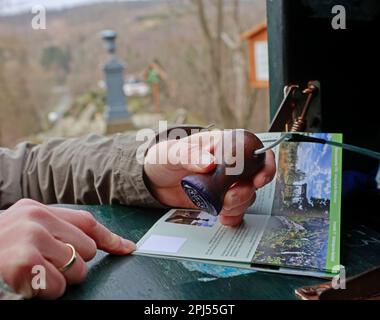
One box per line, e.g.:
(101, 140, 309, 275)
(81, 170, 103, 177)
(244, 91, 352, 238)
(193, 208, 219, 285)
(40, 45, 71, 83)
(193, 0, 236, 127)
(0, 36, 52, 146)
(192, 0, 257, 128)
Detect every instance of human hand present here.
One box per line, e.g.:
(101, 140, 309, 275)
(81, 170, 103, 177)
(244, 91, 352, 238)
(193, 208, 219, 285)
(144, 130, 276, 227)
(0, 199, 135, 299)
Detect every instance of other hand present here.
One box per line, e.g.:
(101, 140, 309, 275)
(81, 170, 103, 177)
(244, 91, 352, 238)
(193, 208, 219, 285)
(0, 199, 135, 299)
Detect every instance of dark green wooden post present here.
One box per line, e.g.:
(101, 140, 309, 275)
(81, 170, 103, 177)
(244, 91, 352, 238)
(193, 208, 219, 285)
(266, 0, 289, 121)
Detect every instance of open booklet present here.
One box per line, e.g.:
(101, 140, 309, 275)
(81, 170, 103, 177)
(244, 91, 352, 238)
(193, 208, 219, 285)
(135, 133, 342, 278)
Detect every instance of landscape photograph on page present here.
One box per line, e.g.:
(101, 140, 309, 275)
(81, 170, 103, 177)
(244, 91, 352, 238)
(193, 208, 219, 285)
(135, 133, 342, 277)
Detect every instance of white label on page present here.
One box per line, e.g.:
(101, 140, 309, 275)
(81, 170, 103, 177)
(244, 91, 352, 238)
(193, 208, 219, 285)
(139, 235, 187, 253)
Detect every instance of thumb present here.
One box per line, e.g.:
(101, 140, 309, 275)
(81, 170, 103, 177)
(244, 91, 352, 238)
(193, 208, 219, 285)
(169, 141, 216, 173)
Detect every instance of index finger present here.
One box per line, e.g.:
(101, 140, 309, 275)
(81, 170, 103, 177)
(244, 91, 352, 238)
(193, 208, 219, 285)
(253, 150, 276, 189)
(48, 206, 136, 255)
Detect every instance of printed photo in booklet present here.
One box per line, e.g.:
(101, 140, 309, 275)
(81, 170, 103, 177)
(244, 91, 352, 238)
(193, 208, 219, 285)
(134, 133, 343, 278)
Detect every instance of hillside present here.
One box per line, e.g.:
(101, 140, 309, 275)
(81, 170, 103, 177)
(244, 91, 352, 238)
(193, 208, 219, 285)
(0, 0, 268, 146)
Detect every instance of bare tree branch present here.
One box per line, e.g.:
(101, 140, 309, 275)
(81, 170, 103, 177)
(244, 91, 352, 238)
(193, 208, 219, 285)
(233, 0, 243, 33)
(191, 0, 237, 127)
(193, 0, 213, 44)
(243, 89, 259, 128)
(221, 32, 238, 50)
(215, 0, 223, 73)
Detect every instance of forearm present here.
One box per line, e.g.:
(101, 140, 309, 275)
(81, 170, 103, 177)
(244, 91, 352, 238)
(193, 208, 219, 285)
(0, 142, 34, 209)
(1, 133, 163, 208)
(1, 125, 205, 209)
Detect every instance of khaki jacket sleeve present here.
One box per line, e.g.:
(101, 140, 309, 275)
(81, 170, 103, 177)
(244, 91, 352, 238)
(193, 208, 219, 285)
(0, 133, 164, 209)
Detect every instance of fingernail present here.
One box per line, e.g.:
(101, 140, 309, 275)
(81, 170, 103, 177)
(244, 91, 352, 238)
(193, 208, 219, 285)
(122, 238, 136, 252)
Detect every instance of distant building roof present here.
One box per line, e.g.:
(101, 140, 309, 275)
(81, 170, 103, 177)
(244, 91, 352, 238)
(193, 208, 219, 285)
(241, 22, 267, 40)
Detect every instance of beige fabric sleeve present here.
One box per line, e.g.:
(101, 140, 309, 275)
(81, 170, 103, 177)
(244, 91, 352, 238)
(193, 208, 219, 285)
(0, 125, 205, 209)
(0, 133, 163, 209)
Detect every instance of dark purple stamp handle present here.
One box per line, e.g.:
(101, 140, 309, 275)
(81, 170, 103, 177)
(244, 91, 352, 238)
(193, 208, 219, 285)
(181, 130, 265, 216)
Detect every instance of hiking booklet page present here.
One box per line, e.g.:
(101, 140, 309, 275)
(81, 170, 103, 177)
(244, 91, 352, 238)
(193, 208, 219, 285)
(135, 132, 343, 277)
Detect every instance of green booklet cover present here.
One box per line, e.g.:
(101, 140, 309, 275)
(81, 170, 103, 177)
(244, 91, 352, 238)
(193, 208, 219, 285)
(135, 133, 342, 278)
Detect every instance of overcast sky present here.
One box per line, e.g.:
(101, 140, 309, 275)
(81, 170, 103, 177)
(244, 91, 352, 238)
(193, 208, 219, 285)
(0, 0, 143, 15)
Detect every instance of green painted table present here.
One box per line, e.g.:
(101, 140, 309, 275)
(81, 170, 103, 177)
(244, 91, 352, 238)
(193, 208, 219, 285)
(59, 205, 380, 300)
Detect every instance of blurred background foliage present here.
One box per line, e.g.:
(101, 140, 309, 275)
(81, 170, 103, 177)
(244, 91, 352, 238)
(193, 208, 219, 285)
(0, 0, 268, 147)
